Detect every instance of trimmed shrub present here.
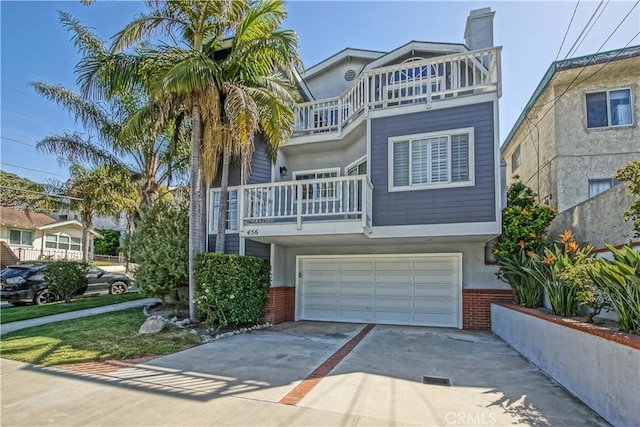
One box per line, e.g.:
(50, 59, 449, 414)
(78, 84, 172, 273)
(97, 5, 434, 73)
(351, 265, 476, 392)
(44, 261, 91, 303)
(195, 253, 271, 328)
(130, 199, 188, 304)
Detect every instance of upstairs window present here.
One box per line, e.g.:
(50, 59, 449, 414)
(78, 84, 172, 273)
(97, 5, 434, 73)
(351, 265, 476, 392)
(9, 229, 33, 247)
(390, 128, 474, 191)
(511, 145, 521, 172)
(586, 89, 632, 129)
(211, 190, 238, 232)
(588, 178, 620, 198)
(293, 169, 339, 200)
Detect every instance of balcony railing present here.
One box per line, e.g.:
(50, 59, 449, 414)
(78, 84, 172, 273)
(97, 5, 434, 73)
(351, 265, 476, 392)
(294, 47, 501, 136)
(240, 175, 373, 231)
(8, 246, 87, 262)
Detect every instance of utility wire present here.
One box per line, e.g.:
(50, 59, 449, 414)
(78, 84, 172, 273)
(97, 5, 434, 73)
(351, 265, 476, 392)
(0, 162, 66, 177)
(555, 0, 582, 60)
(1, 106, 60, 127)
(1, 136, 36, 147)
(515, 29, 640, 144)
(569, 0, 611, 58)
(1, 84, 46, 103)
(563, 0, 607, 59)
(0, 186, 81, 201)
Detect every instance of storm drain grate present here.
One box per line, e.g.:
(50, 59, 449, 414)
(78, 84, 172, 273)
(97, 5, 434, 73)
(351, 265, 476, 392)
(423, 376, 451, 386)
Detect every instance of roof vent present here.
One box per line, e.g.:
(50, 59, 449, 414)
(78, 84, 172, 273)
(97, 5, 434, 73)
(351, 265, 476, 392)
(344, 69, 356, 81)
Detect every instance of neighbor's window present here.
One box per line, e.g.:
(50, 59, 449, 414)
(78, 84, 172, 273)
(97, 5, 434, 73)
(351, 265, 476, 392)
(212, 190, 238, 232)
(585, 89, 632, 128)
(511, 145, 521, 172)
(588, 178, 621, 198)
(8, 229, 33, 246)
(45, 233, 81, 250)
(391, 128, 473, 190)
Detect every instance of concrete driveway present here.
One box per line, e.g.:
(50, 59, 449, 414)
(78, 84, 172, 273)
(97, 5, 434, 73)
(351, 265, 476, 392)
(1, 322, 606, 426)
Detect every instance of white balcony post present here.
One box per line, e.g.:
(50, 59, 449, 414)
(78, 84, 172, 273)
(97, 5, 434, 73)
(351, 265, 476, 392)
(239, 187, 245, 232)
(360, 177, 367, 229)
(296, 182, 303, 230)
(337, 98, 342, 136)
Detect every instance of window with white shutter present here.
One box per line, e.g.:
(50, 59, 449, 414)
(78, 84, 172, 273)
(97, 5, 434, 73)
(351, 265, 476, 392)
(390, 128, 474, 191)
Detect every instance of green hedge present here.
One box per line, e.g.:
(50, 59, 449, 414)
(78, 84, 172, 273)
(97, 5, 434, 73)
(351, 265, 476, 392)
(194, 253, 271, 327)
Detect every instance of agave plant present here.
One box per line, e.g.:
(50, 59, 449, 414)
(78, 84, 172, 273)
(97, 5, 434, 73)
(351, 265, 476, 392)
(589, 245, 640, 334)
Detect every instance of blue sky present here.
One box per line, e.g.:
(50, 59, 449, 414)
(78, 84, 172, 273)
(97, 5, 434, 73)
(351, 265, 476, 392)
(1, 0, 639, 184)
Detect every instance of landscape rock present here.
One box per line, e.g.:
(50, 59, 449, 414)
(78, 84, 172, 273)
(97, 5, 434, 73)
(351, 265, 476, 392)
(139, 317, 166, 335)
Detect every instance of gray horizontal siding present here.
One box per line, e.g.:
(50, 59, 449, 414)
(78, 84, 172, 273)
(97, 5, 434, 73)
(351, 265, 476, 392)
(212, 135, 272, 187)
(245, 240, 270, 259)
(371, 101, 496, 226)
(207, 233, 240, 255)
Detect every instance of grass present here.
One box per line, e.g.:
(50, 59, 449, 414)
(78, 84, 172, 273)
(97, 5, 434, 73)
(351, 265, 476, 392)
(0, 293, 145, 324)
(0, 308, 202, 366)
(90, 261, 124, 266)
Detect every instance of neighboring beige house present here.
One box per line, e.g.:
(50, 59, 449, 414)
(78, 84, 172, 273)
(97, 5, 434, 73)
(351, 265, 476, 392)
(501, 46, 640, 213)
(0, 206, 99, 265)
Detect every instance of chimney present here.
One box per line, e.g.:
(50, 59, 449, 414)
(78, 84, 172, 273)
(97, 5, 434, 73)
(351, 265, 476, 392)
(464, 7, 495, 51)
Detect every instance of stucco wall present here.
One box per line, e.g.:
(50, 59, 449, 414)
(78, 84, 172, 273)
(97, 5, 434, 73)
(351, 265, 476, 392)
(492, 304, 640, 427)
(548, 182, 636, 249)
(502, 56, 640, 212)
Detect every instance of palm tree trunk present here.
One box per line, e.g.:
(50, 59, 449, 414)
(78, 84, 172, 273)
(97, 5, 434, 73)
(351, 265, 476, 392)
(215, 141, 231, 252)
(188, 93, 203, 323)
(81, 210, 92, 263)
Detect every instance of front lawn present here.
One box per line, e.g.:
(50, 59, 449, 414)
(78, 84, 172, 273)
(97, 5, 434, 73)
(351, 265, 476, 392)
(0, 293, 145, 324)
(0, 308, 202, 366)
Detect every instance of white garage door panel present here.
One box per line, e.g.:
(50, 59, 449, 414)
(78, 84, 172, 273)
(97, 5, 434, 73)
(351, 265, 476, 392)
(300, 255, 461, 328)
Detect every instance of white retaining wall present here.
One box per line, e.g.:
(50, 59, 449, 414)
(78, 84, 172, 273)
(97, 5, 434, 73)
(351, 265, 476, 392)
(491, 303, 640, 427)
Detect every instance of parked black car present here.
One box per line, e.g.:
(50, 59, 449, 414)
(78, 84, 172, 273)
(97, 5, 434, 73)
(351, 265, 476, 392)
(1, 263, 130, 305)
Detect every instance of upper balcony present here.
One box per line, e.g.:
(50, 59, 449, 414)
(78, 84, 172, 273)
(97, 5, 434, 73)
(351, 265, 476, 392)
(292, 47, 501, 141)
(239, 175, 372, 242)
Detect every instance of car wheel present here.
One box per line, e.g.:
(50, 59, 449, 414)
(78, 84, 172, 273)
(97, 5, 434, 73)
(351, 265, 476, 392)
(34, 289, 58, 305)
(109, 281, 128, 295)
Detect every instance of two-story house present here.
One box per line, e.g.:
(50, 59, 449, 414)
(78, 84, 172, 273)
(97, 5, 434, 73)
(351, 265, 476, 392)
(501, 46, 640, 248)
(501, 46, 639, 211)
(207, 8, 511, 330)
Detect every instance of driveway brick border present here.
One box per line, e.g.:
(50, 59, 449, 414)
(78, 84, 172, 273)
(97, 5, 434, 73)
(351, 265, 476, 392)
(279, 324, 376, 406)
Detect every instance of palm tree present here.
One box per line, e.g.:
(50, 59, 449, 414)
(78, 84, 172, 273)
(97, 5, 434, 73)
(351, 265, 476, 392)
(64, 164, 136, 262)
(108, 0, 300, 322)
(32, 12, 189, 214)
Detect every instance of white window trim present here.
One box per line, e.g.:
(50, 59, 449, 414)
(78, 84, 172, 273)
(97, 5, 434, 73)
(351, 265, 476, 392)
(387, 127, 475, 192)
(292, 167, 341, 180)
(292, 167, 341, 202)
(345, 156, 367, 175)
(511, 145, 521, 172)
(45, 233, 82, 251)
(209, 187, 240, 234)
(584, 87, 634, 130)
(8, 228, 34, 247)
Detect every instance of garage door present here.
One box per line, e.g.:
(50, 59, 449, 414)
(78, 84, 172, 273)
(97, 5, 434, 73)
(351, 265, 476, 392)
(298, 254, 461, 327)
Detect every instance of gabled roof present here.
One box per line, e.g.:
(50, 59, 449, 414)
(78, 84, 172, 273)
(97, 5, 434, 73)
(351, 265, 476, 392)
(0, 206, 57, 229)
(302, 48, 385, 79)
(363, 41, 468, 71)
(501, 45, 640, 153)
(0, 206, 101, 237)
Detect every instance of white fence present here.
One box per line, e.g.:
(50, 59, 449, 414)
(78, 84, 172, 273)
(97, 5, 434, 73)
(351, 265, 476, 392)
(9, 246, 86, 262)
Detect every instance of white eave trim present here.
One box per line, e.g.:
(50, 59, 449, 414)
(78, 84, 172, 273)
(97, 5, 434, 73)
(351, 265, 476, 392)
(36, 220, 101, 237)
(369, 222, 501, 239)
(363, 41, 468, 71)
(303, 48, 385, 79)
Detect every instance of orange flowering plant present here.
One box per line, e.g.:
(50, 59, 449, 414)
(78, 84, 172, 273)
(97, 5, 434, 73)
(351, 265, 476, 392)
(495, 182, 556, 308)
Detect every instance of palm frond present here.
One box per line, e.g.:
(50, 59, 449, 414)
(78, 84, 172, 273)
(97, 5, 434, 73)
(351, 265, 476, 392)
(36, 133, 123, 167)
(58, 11, 106, 58)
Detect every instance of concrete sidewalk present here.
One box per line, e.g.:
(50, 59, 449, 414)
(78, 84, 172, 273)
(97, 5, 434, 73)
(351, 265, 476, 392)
(0, 298, 158, 335)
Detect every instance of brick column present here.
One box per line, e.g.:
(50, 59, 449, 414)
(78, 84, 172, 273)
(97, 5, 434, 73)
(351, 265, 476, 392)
(462, 289, 514, 330)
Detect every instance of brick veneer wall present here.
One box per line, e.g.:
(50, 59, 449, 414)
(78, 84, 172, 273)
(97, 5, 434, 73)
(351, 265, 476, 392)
(462, 289, 514, 330)
(262, 287, 295, 324)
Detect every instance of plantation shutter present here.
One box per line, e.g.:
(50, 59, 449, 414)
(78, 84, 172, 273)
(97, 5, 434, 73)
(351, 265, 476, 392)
(451, 134, 469, 182)
(411, 139, 430, 184)
(394, 141, 410, 186)
(429, 137, 448, 183)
